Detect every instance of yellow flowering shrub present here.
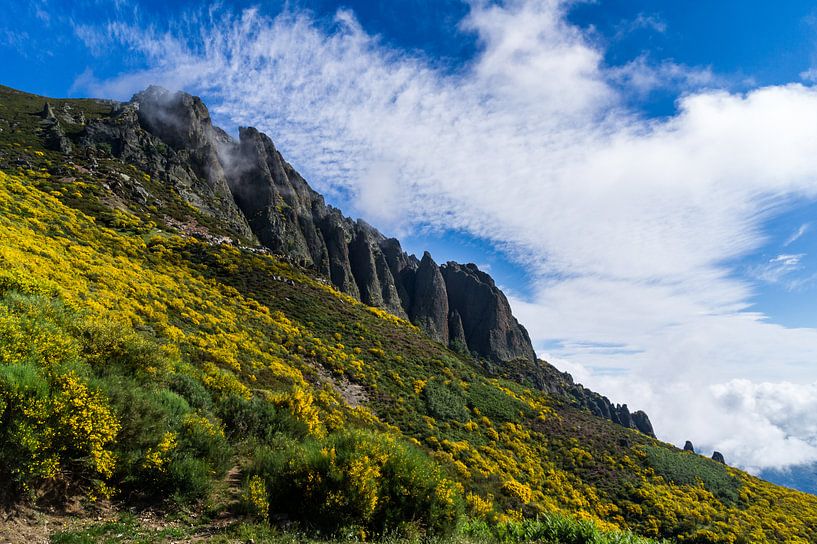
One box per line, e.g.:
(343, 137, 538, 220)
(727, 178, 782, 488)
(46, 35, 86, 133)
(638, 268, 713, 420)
(51, 372, 119, 478)
(143, 432, 178, 471)
(0, 364, 118, 495)
(466, 492, 494, 518)
(251, 429, 462, 536)
(245, 474, 269, 521)
(502, 478, 533, 504)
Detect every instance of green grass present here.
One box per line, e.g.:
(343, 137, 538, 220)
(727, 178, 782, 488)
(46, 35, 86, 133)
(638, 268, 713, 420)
(51, 515, 186, 544)
(50, 513, 665, 544)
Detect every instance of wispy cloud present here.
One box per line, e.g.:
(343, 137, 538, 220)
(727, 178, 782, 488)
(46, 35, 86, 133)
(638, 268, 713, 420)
(607, 55, 716, 96)
(784, 222, 810, 246)
(614, 13, 667, 38)
(801, 67, 817, 83)
(72, 0, 817, 470)
(0, 29, 30, 54)
(749, 253, 805, 284)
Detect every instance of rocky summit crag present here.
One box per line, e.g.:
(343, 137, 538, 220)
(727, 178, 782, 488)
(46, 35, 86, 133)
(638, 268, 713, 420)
(8, 84, 649, 436)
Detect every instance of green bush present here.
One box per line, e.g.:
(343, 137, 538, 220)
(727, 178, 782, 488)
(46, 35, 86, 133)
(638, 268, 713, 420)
(165, 455, 213, 503)
(423, 381, 469, 422)
(179, 413, 231, 473)
(467, 382, 531, 423)
(170, 372, 213, 412)
(644, 446, 740, 504)
(216, 394, 291, 442)
(102, 379, 222, 502)
(249, 429, 463, 537)
(461, 515, 662, 544)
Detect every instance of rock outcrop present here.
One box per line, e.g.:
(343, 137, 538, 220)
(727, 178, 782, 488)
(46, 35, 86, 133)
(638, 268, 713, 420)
(712, 451, 726, 464)
(410, 252, 449, 343)
(684, 441, 695, 452)
(77, 86, 255, 240)
(631, 410, 655, 437)
(441, 263, 536, 362)
(39, 102, 73, 154)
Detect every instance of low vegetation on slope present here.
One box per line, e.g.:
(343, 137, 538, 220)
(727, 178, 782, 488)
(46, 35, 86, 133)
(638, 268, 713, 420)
(2, 88, 817, 543)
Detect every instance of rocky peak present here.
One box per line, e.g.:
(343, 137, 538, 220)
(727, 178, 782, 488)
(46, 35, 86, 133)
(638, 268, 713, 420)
(631, 410, 655, 437)
(441, 262, 536, 363)
(75, 88, 254, 241)
(409, 252, 449, 343)
(684, 441, 695, 452)
(348, 222, 406, 318)
(379, 238, 418, 315)
(133, 86, 215, 151)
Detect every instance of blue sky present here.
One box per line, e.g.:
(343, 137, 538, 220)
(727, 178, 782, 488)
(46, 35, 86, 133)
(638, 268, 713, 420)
(8, 0, 817, 477)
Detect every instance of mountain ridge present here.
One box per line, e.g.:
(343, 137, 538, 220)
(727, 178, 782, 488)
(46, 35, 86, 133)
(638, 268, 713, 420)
(52, 83, 653, 437)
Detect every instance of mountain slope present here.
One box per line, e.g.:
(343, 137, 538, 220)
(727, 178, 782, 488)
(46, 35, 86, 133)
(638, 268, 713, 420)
(1, 84, 817, 543)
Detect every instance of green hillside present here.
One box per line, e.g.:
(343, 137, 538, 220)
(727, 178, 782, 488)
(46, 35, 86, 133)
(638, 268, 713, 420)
(2, 85, 817, 543)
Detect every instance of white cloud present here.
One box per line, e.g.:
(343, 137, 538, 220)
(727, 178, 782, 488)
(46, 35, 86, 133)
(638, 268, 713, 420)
(573, 369, 817, 473)
(784, 222, 810, 246)
(801, 67, 817, 83)
(608, 55, 715, 95)
(749, 253, 805, 285)
(73, 0, 817, 471)
(614, 13, 667, 38)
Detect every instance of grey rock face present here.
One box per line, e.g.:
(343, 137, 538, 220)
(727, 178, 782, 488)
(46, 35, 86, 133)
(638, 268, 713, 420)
(614, 404, 633, 428)
(380, 238, 418, 316)
(441, 262, 536, 363)
(631, 410, 655, 437)
(409, 252, 449, 343)
(77, 89, 254, 240)
(39, 102, 73, 153)
(712, 451, 725, 464)
(319, 210, 360, 297)
(447, 309, 467, 353)
(348, 228, 381, 305)
(684, 441, 695, 452)
(133, 87, 254, 240)
(221, 126, 327, 266)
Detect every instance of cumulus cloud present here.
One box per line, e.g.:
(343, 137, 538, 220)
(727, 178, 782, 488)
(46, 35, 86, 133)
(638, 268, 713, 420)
(572, 368, 817, 473)
(73, 0, 817, 471)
